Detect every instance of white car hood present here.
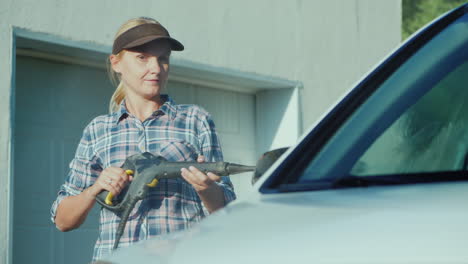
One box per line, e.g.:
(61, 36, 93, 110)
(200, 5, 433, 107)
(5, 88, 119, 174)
(105, 181, 468, 264)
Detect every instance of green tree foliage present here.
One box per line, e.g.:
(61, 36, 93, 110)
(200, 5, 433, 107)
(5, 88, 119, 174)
(402, 0, 466, 40)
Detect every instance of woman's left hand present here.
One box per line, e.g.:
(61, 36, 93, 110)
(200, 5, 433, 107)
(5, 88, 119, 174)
(180, 155, 221, 193)
(181, 155, 226, 213)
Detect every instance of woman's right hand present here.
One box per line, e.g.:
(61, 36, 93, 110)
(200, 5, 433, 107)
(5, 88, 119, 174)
(89, 167, 133, 197)
(55, 167, 132, 232)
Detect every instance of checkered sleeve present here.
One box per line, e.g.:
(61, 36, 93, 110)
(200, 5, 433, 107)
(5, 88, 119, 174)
(50, 121, 103, 223)
(197, 110, 237, 214)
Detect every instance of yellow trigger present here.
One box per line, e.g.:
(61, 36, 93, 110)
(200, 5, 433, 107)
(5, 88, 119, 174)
(105, 193, 114, 206)
(147, 179, 159, 187)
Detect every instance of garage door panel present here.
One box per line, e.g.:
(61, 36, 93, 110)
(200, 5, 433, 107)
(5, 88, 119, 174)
(14, 205, 51, 227)
(14, 137, 50, 180)
(14, 88, 53, 124)
(15, 58, 54, 122)
(79, 208, 100, 229)
(218, 133, 255, 148)
(167, 81, 196, 104)
(238, 93, 256, 141)
(16, 57, 113, 129)
(15, 127, 69, 189)
(62, 228, 98, 264)
(59, 138, 81, 183)
(54, 67, 114, 119)
(195, 86, 240, 134)
(221, 146, 256, 163)
(13, 226, 55, 264)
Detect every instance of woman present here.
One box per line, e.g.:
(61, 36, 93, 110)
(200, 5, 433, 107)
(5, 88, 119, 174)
(50, 17, 236, 261)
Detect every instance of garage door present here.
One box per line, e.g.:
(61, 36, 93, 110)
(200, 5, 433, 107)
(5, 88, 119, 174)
(14, 55, 113, 264)
(13, 55, 256, 264)
(168, 81, 257, 196)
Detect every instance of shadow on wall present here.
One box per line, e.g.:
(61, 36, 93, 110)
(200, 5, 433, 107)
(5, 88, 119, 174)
(256, 88, 297, 157)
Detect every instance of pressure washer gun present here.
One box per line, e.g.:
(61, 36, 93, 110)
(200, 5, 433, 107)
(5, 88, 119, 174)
(95, 152, 256, 250)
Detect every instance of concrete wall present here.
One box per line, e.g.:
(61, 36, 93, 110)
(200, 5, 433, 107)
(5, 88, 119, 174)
(0, 0, 401, 262)
(1, 0, 400, 126)
(297, 0, 401, 129)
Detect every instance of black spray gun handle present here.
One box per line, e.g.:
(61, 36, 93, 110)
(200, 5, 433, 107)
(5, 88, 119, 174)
(95, 152, 255, 213)
(94, 152, 255, 250)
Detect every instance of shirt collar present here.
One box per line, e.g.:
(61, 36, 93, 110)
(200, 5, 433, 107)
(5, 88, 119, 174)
(157, 94, 177, 120)
(113, 94, 177, 124)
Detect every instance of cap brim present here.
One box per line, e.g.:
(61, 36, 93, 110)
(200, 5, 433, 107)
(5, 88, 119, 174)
(123, 35, 184, 51)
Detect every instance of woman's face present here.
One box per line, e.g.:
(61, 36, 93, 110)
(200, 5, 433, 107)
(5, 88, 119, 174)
(111, 40, 171, 101)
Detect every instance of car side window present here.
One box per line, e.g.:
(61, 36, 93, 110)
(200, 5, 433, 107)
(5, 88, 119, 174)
(351, 61, 468, 176)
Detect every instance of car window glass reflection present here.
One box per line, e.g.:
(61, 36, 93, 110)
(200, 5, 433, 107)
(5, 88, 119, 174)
(352, 61, 468, 176)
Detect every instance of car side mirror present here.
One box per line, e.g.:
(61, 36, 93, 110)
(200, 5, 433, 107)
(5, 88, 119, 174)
(252, 147, 289, 185)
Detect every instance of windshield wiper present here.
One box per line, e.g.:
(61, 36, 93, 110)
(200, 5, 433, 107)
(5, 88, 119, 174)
(278, 180, 333, 192)
(333, 171, 468, 188)
(332, 175, 373, 187)
(278, 171, 468, 192)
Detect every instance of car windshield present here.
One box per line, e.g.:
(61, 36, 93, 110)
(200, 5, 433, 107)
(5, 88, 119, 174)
(296, 13, 468, 187)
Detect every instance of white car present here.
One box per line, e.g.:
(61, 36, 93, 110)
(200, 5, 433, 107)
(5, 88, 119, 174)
(100, 3, 468, 264)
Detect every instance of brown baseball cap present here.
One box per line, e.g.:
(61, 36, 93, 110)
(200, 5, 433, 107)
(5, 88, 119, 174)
(112, 23, 184, 54)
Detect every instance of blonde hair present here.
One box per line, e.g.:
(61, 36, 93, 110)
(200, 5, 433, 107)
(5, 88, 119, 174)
(107, 17, 161, 113)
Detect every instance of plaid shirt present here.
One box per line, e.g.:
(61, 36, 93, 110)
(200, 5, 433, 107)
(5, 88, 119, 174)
(50, 95, 236, 261)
